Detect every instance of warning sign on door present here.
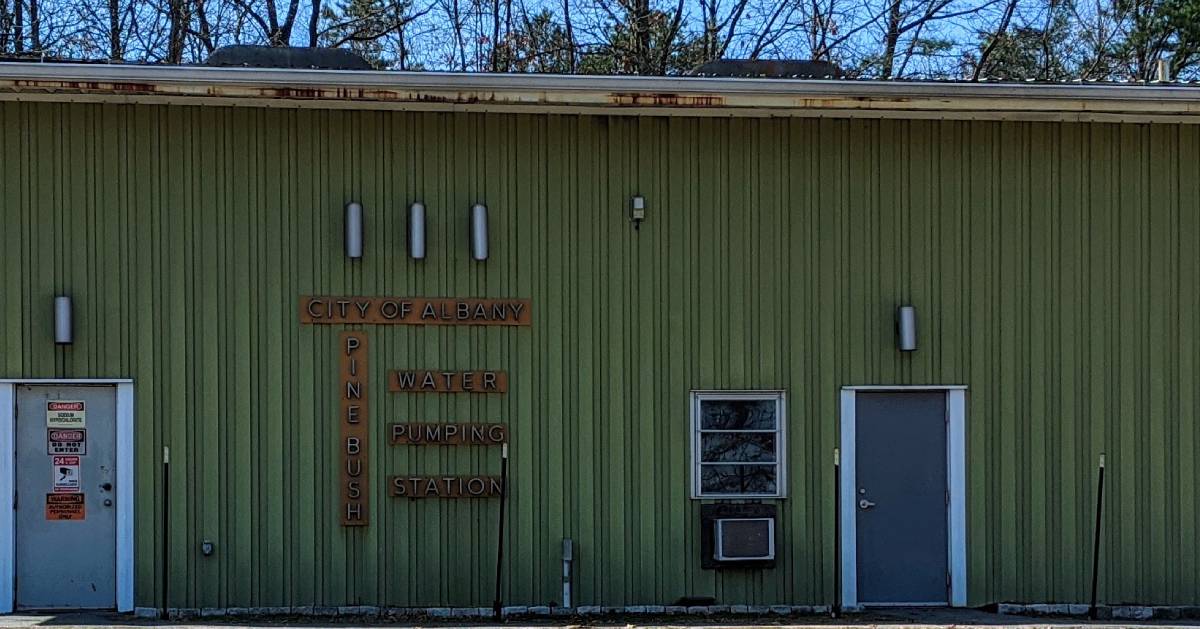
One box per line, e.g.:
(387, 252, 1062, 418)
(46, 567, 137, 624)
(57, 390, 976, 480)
(45, 493, 85, 520)
(46, 401, 86, 428)
(52, 455, 81, 492)
(47, 429, 87, 455)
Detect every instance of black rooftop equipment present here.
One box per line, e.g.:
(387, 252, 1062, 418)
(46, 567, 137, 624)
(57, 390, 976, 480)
(205, 45, 373, 70)
(690, 59, 842, 78)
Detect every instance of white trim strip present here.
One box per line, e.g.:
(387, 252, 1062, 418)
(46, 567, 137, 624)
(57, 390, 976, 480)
(116, 382, 135, 612)
(1, 62, 1199, 99)
(2, 63, 1200, 120)
(838, 389, 857, 609)
(0, 379, 133, 384)
(947, 389, 968, 607)
(841, 385, 967, 391)
(0, 384, 14, 614)
(860, 601, 950, 607)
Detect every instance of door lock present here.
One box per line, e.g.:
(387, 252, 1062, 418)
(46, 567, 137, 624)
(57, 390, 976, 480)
(858, 499, 876, 510)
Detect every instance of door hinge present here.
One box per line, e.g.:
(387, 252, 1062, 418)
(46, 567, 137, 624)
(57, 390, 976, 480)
(12, 490, 16, 510)
(945, 489, 950, 506)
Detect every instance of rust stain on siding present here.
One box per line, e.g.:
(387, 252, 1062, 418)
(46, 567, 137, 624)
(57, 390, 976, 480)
(11, 79, 160, 93)
(608, 92, 725, 107)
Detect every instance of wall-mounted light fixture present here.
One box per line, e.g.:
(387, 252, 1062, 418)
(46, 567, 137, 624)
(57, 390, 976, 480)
(54, 295, 73, 345)
(630, 195, 646, 230)
(345, 201, 364, 259)
(409, 202, 426, 260)
(896, 305, 917, 351)
(470, 203, 488, 261)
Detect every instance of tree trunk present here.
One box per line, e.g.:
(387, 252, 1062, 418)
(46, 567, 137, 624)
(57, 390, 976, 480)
(452, 0, 466, 70)
(562, 0, 575, 72)
(490, 0, 500, 70)
(308, 0, 321, 46)
(971, 0, 1017, 80)
(13, 0, 22, 53)
(633, 0, 650, 73)
(0, 0, 11, 52)
(108, 0, 122, 59)
(167, 0, 186, 62)
(28, 0, 38, 53)
(880, 0, 901, 77)
(195, 0, 216, 53)
(277, 0, 301, 45)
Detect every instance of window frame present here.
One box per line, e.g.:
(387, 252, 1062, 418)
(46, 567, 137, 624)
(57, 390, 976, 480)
(690, 390, 787, 499)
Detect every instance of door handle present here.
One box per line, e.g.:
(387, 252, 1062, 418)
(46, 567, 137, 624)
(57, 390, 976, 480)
(100, 482, 113, 492)
(858, 499, 876, 510)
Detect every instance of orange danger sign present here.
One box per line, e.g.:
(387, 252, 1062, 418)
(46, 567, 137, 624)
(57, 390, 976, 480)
(45, 493, 85, 521)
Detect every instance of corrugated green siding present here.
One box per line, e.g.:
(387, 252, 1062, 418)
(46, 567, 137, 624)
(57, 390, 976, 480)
(2, 102, 1199, 608)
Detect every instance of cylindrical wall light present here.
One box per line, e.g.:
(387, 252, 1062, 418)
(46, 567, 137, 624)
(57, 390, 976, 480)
(345, 201, 364, 259)
(897, 305, 918, 351)
(54, 295, 73, 345)
(409, 202, 426, 260)
(470, 203, 488, 261)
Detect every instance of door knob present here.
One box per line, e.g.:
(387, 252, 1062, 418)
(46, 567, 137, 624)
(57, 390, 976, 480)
(858, 499, 876, 510)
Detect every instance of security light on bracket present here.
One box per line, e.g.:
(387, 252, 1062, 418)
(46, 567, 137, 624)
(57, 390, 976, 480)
(630, 195, 646, 230)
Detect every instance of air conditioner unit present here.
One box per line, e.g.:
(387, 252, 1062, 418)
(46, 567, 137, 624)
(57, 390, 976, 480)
(713, 517, 775, 561)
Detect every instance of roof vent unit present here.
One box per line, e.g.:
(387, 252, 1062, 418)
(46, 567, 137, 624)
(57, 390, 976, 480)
(205, 45, 373, 70)
(690, 59, 842, 78)
(714, 518, 775, 561)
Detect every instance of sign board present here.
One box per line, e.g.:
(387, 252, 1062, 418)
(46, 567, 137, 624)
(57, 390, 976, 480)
(46, 400, 86, 428)
(47, 429, 87, 455)
(389, 370, 508, 393)
(52, 455, 81, 492)
(389, 476, 504, 498)
(391, 423, 507, 445)
(45, 493, 85, 520)
(301, 296, 531, 326)
(341, 331, 369, 526)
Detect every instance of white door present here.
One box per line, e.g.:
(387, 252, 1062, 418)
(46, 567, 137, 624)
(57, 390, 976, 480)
(15, 385, 117, 609)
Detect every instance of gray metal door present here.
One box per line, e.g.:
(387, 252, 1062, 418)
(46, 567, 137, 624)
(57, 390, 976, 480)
(15, 385, 117, 610)
(855, 391, 948, 604)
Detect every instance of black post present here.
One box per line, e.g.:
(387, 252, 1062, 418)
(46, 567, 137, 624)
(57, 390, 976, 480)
(1088, 453, 1106, 620)
(161, 446, 170, 619)
(492, 443, 510, 620)
(832, 447, 841, 619)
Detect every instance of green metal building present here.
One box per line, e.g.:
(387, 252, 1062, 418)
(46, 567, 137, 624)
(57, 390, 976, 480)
(1, 62, 1199, 615)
